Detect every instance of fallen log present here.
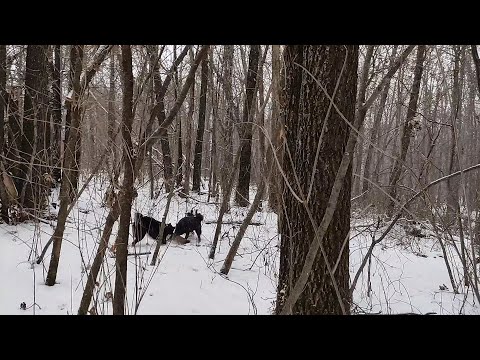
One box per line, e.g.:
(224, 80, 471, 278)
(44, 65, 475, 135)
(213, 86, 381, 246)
(204, 220, 263, 226)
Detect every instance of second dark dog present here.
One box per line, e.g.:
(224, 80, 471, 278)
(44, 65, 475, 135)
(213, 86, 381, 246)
(174, 210, 204, 244)
(132, 213, 175, 246)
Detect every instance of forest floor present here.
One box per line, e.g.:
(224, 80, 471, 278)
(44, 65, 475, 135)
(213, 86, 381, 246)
(1, 176, 478, 315)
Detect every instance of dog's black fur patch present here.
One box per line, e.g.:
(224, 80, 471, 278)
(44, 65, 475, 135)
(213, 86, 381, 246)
(132, 213, 175, 246)
(174, 210, 204, 243)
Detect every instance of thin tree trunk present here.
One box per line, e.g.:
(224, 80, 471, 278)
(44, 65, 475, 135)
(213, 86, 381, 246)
(181, 50, 195, 197)
(107, 47, 117, 181)
(69, 46, 113, 201)
(45, 45, 84, 286)
(192, 56, 209, 193)
(174, 46, 183, 188)
(78, 45, 208, 313)
(352, 46, 374, 198)
(235, 45, 260, 207)
(219, 45, 236, 207)
(268, 45, 283, 213)
(0, 45, 10, 223)
(209, 148, 242, 259)
(51, 45, 62, 183)
(220, 144, 273, 275)
(112, 45, 135, 315)
(78, 202, 120, 314)
(387, 45, 426, 215)
(363, 46, 398, 194)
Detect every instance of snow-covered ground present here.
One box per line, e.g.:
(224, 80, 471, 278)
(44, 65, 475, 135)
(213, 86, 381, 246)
(1, 176, 478, 315)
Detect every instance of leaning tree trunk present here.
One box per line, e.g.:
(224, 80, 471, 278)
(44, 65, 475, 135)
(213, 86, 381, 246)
(387, 45, 426, 215)
(45, 45, 84, 286)
(192, 56, 209, 193)
(235, 45, 260, 207)
(112, 45, 135, 315)
(18, 45, 49, 213)
(275, 45, 358, 315)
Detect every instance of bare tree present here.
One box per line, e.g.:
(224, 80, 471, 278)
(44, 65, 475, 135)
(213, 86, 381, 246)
(112, 45, 135, 315)
(192, 56, 209, 193)
(0, 45, 11, 223)
(387, 45, 426, 215)
(18, 45, 49, 212)
(235, 45, 260, 206)
(45, 45, 84, 286)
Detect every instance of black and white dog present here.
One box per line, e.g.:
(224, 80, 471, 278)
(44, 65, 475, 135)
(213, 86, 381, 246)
(132, 213, 175, 246)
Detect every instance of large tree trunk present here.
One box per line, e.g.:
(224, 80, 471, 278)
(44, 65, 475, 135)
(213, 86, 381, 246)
(18, 45, 49, 212)
(235, 45, 260, 207)
(192, 56, 209, 193)
(112, 45, 135, 315)
(387, 45, 426, 215)
(45, 45, 84, 286)
(275, 45, 358, 315)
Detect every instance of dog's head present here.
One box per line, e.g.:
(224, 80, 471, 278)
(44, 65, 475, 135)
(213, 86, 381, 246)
(195, 212, 204, 222)
(165, 223, 175, 235)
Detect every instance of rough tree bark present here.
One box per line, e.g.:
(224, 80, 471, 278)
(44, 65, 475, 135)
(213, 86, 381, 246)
(18, 45, 49, 212)
(235, 45, 260, 207)
(275, 45, 358, 315)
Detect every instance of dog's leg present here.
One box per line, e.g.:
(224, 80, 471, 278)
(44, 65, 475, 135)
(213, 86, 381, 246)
(195, 229, 201, 246)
